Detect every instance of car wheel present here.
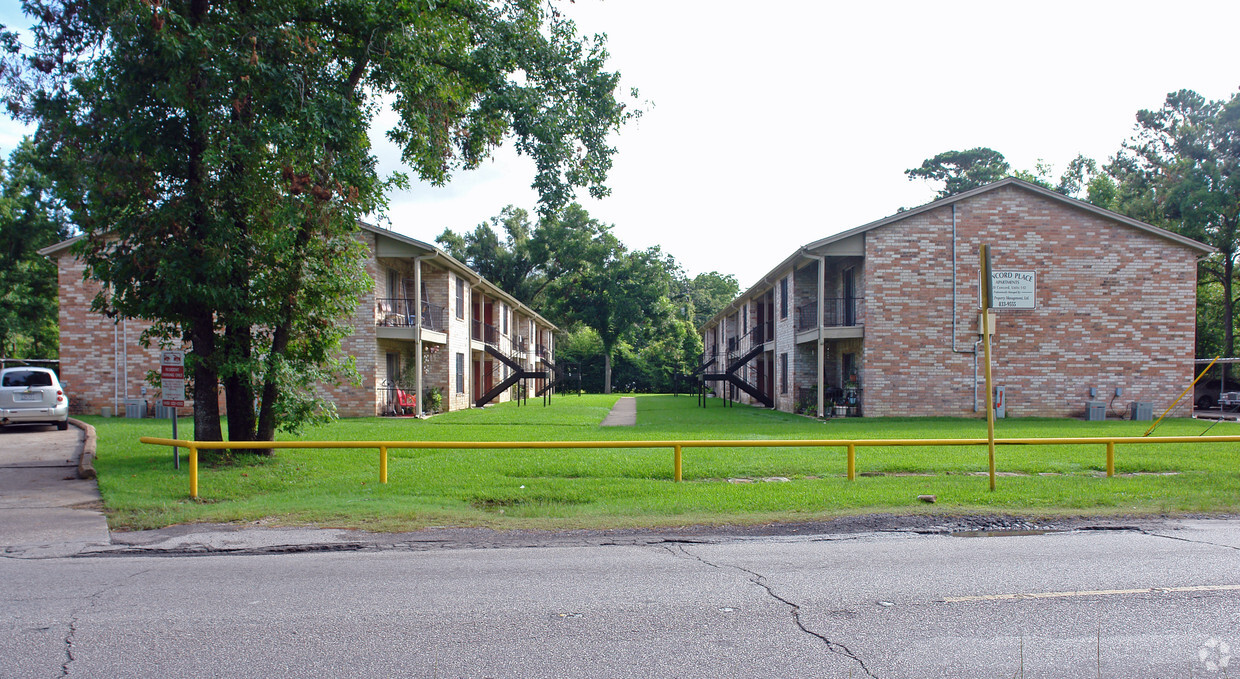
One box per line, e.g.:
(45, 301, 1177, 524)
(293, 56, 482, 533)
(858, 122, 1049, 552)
(57, 420, 68, 431)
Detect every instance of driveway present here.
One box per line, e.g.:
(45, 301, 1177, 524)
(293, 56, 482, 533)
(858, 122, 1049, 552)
(0, 423, 111, 558)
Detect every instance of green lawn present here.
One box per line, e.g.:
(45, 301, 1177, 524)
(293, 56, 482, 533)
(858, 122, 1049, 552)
(86, 394, 1240, 531)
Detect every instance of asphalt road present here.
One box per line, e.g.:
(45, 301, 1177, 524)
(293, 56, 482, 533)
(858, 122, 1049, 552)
(4, 520, 1239, 678)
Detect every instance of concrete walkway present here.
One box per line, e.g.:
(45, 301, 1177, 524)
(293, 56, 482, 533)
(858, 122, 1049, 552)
(600, 396, 637, 426)
(0, 423, 111, 558)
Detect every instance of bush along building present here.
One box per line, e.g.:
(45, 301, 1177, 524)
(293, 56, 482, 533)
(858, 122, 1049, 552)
(699, 178, 1212, 418)
(40, 222, 557, 418)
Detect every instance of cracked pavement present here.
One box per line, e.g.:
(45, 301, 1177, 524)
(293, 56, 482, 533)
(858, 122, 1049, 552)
(4, 519, 1239, 677)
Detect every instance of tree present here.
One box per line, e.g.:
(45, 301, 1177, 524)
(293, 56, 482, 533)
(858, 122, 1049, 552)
(1107, 89, 1240, 364)
(551, 238, 671, 394)
(436, 203, 612, 308)
(6, 1, 634, 446)
(905, 147, 1011, 198)
(685, 271, 739, 330)
(0, 138, 70, 358)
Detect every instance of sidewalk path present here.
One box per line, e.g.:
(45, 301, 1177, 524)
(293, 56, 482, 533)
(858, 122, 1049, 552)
(0, 423, 110, 558)
(600, 396, 637, 426)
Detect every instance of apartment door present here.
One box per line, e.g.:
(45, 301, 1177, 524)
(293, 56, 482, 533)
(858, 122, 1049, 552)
(842, 268, 856, 326)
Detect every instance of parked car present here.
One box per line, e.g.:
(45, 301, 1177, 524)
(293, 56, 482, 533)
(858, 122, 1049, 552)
(0, 367, 69, 430)
(1195, 379, 1225, 410)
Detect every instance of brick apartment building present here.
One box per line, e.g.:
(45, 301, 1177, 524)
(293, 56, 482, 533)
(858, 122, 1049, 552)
(699, 178, 1212, 418)
(39, 222, 557, 418)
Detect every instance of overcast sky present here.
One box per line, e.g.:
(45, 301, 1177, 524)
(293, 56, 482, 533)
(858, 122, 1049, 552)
(4, 1, 1240, 288)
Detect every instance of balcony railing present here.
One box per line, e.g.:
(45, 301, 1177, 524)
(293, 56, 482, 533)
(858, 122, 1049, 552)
(751, 319, 775, 345)
(376, 298, 448, 333)
(536, 343, 550, 360)
(796, 297, 864, 331)
(515, 336, 530, 353)
(472, 318, 499, 346)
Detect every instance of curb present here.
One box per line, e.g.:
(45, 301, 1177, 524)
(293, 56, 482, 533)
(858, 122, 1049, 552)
(71, 418, 98, 479)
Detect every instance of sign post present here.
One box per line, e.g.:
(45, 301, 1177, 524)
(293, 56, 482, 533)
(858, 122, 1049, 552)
(979, 245, 997, 492)
(160, 350, 185, 469)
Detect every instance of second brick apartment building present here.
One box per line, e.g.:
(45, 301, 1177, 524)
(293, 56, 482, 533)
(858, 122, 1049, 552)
(700, 178, 1212, 418)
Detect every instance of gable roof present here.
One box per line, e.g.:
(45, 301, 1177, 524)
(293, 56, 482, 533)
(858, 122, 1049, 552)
(702, 177, 1214, 331)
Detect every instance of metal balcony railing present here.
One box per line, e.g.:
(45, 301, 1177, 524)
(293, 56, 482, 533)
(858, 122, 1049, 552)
(472, 319, 499, 346)
(796, 298, 864, 331)
(376, 299, 448, 333)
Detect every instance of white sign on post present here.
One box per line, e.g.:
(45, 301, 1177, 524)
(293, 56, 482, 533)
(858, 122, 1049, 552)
(160, 350, 186, 407)
(990, 271, 1036, 309)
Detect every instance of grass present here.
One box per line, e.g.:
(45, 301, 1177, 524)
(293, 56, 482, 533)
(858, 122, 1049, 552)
(84, 394, 1240, 532)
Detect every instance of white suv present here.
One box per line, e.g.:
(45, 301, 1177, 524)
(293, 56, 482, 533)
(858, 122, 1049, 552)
(0, 367, 70, 430)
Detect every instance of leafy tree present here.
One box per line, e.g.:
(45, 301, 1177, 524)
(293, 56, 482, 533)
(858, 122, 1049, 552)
(437, 203, 612, 308)
(685, 271, 739, 330)
(551, 237, 672, 394)
(1107, 89, 1240, 364)
(905, 147, 1011, 198)
(6, 0, 634, 446)
(0, 138, 70, 359)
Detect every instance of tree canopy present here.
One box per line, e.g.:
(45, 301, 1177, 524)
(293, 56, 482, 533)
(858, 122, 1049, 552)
(0, 138, 70, 359)
(5, 0, 635, 445)
(904, 147, 1011, 198)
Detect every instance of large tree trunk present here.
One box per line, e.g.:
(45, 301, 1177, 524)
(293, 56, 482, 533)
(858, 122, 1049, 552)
(189, 313, 222, 445)
(223, 321, 259, 448)
(603, 350, 612, 394)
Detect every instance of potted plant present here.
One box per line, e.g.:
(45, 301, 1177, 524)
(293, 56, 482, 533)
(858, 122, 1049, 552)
(424, 386, 444, 414)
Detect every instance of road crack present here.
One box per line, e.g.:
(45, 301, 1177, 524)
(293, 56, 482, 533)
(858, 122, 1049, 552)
(60, 615, 78, 676)
(1138, 529, 1240, 552)
(665, 544, 879, 678)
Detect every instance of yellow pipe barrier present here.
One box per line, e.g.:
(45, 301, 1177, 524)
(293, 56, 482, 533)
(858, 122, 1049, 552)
(140, 435, 1240, 500)
(189, 446, 198, 499)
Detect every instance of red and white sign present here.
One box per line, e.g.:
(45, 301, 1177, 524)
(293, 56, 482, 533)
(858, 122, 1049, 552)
(160, 350, 186, 407)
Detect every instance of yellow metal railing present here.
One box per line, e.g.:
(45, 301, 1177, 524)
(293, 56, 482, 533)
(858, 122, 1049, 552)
(139, 435, 1240, 500)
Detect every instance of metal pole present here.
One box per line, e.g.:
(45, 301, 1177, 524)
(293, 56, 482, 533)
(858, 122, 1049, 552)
(1106, 441, 1115, 478)
(847, 443, 855, 481)
(380, 445, 388, 484)
(980, 244, 996, 492)
(172, 409, 179, 470)
(673, 445, 682, 482)
(189, 446, 198, 499)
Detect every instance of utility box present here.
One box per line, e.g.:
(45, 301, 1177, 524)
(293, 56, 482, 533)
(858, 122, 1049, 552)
(1130, 401, 1153, 421)
(1085, 400, 1106, 421)
(125, 398, 147, 419)
(994, 385, 1006, 419)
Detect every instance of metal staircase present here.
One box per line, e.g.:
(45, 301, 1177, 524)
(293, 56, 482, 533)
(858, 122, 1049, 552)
(700, 341, 773, 408)
(474, 345, 547, 407)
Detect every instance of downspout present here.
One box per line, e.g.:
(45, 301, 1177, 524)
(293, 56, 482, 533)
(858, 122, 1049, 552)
(815, 253, 826, 418)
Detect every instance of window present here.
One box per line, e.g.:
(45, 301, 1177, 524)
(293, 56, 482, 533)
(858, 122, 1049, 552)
(742, 303, 748, 333)
(455, 277, 465, 320)
(780, 277, 788, 319)
(387, 270, 399, 299)
(456, 353, 465, 393)
(780, 353, 788, 394)
(502, 303, 509, 335)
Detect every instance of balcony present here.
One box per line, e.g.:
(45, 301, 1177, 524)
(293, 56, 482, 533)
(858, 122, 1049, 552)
(515, 336, 530, 353)
(472, 318, 499, 346)
(376, 298, 448, 333)
(796, 297, 863, 331)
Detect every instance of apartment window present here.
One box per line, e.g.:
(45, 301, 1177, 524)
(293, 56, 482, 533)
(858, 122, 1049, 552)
(455, 277, 465, 320)
(502, 303, 509, 335)
(780, 352, 788, 394)
(780, 277, 788, 319)
(387, 270, 400, 299)
(455, 352, 465, 393)
(742, 303, 748, 333)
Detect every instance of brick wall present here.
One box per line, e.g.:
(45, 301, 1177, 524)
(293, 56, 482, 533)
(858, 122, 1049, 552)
(54, 252, 181, 416)
(864, 185, 1197, 417)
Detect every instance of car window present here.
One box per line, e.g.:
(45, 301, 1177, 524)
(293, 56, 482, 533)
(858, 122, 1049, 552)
(1, 370, 54, 387)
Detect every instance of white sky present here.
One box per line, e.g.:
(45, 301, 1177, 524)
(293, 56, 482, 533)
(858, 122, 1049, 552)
(4, 1, 1239, 288)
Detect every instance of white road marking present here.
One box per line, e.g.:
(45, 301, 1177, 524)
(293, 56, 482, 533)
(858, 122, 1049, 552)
(942, 584, 1240, 603)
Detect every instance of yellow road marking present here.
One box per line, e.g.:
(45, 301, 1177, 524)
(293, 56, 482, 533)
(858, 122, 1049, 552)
(942, 584, 1240, 603)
